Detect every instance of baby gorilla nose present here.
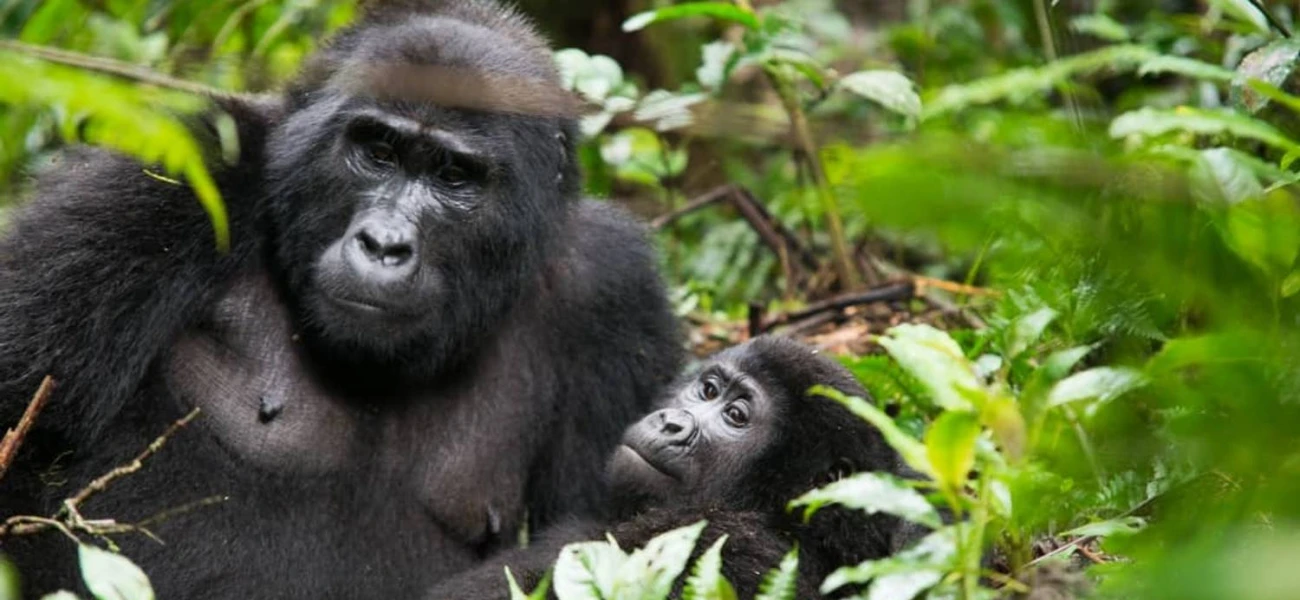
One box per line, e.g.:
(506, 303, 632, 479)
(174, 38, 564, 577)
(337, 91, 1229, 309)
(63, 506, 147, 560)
(345, 216, 418, 279)
(656, 408, 696, 446)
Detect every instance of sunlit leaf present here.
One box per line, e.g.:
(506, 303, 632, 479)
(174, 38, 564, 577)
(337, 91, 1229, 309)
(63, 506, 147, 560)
(821, 527, 959, 594)
(39, 593, 81, 600)
(1007, 307, 1057, 358)
(697, 41, 737, 90)
(1190, 148, 1264, 204)
(505, 567, 552, 600)
(839, 70, 922, 119)
(790, 472, 942, 528)
(878, 324, 983, 411)
(754, 547, 799, 600)
(1232, 38, 1300, 114)
(1070, 14, 1130, 42)
(925, 411, 981, 499)
(78, 545, 154, 600)
(1109, 107, 1300, 156)
(1208, 0, 1271, 34)
(813, 386, 931, 477)
(682, 536, 737, 600)
(623, 3, 760, 32)
(1046, 367, 1146, 409)
(1139, 56, 1235, 82)
(616, 520, 707, 600)
(553, 541, 627, 600)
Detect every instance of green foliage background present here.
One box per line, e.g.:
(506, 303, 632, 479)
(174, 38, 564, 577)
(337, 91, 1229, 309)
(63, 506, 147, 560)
(3, 0, 1300, 599)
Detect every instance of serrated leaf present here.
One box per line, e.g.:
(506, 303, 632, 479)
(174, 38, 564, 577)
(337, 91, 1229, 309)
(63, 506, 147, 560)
(839, 70, 922, 119)
(1109, 107, 1300, 156)
(878, 324, 983, 411)
(812, 386, 931, 477)
(925, 412, 981, 499)
(616, 520, 707, 600)
(1061, 516, 1147, 538)
(623, 3, 759, 32)
(1046, 367, 1146, 409)
(553, 541, 628, 600)
(789, 472, 942, 528)
(683, 536, 736, 600)
(754, 547, 799, 600)
(821, 528, 958, 594)
(78, 545, 154, 600)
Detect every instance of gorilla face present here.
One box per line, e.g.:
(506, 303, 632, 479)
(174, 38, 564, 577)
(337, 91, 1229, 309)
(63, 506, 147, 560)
(608, 360, 782, 505)
(262, 15, 577, 377)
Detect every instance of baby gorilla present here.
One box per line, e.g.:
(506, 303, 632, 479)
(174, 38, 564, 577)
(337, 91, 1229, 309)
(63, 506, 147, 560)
(427, 336, 922, 599)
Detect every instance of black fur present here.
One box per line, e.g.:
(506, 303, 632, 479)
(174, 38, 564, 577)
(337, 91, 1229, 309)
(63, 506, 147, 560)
(428, 336, 922, 600)
(0, 1, 682, 598)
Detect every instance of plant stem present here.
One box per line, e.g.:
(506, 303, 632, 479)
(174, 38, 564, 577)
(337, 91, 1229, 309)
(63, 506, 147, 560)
(767, 67, 859, 289)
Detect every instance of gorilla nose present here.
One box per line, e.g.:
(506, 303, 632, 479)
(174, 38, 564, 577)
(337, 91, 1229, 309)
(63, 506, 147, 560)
(345, 217, 418, 277)
(655, 408, 696, 446)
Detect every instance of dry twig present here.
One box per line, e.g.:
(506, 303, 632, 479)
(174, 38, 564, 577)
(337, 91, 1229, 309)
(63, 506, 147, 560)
(0, 376, 56, 482)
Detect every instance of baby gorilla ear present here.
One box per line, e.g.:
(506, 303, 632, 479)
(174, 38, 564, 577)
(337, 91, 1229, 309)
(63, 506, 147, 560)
(818, 457, 859, 487)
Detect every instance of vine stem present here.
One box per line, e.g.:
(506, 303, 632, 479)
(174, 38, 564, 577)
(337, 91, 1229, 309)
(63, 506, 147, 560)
(767, 69, 859, 289)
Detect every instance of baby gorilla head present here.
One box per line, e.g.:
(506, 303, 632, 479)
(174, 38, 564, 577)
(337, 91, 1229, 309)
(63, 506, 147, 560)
(607, 335, 899, 515)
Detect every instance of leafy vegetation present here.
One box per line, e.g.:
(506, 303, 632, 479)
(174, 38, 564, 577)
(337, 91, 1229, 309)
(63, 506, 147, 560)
(3, 0, 1300, 599)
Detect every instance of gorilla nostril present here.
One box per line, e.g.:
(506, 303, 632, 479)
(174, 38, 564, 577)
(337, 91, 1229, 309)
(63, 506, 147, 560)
(662, 422, 682, 435)
(354, 227, 415, 268)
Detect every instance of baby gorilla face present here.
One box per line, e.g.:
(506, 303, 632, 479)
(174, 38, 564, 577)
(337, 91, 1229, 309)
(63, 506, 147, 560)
(607, 360, 780, 505)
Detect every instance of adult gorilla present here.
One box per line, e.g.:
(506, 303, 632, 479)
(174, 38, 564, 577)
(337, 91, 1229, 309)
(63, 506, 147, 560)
(0, 1, 681, 597)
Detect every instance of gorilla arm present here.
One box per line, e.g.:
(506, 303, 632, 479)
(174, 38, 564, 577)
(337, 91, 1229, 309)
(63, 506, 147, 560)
(0, 98, 276, 444)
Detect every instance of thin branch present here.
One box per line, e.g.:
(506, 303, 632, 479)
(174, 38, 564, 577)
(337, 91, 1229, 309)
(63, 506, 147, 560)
(650, 184, 737, 229)
(67, 407, 202, 509)
(0, 376, 56, 482)
(0, 40, 246, 100)
(761, 281, 916, 332)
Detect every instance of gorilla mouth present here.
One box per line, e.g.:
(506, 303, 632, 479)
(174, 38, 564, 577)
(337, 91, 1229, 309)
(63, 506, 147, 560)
(329, 295, 390, 314)
(618, 444, 679, 481)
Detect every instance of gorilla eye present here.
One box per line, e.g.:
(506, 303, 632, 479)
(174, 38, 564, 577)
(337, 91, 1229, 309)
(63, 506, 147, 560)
(441, 164, 469, 188)
(701, 381, 720, 401)
(364, 142, 397, 169)
(724, 403, 750, 427)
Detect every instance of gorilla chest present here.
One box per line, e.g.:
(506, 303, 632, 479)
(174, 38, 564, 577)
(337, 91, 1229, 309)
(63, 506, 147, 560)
(163, 274, 540, 545)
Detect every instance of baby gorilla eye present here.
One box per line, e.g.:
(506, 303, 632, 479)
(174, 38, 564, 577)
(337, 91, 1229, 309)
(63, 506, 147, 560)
(440, 164, 469, 188)
(723, 403, 749, 427)
(701, 380, 720, 401)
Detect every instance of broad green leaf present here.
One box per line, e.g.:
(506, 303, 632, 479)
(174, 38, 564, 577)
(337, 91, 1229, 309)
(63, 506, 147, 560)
(0, 52, 229, 251)
(1109, 107, 1300, 156)
(553, 541, 627, 600)
(812, 386, 931, 477)
(683, 536, 737, 600)
(877, 324, 983, 411)
(1190, 148, 1264, 204)
(924, 45, 1158, 118)
(1007, 307, 1057, 357)
(616, 520, 707, 600)
(1069, 14, 1129, 42)
(868, 570, 944, 600)
(754, 548, 799, 600)
(822, 527, 958, 594)
(1219, 191, 1300, 277)
(981, 395, 1026, 462)
(623, 3, 760, 32)
(78, 545, 154, 600)
(838, 70, 922, 119)
(1139, 56, 1235, 82)
(1046, 367, 1146, 409)
(1208, 0, 1271, 34)
(1041, 345, 1095, 382)
(789, 472, 942, 528)
(1062, 516, 1147, 538)
(925, 412, 981, 499)
(1, 558, 18, 600)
